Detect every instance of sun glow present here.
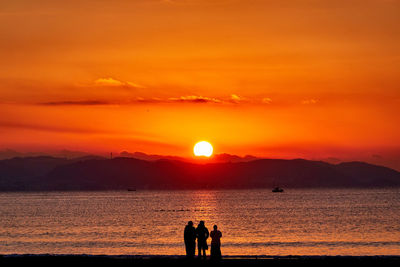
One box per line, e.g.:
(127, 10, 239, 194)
(193, 141, 213, 157)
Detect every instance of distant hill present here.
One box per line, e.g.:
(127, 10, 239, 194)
(0, 156, 104, 190)
(0, 156, 400, 190)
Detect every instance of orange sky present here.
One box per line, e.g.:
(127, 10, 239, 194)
(0, 0, 400, 169)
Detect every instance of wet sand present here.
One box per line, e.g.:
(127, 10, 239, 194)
(1, 255, 400, 266)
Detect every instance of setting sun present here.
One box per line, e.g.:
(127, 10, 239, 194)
(193, 141, 213, 157)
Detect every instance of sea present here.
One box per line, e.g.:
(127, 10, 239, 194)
(1, 189, 400, 256)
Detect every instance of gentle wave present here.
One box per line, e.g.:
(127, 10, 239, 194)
(2, 240, 400, 249)
(223, 241, 400, 248)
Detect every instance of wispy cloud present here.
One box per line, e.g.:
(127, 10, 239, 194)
(262, 97, 272, 104)
(94, 78, 124, 86)
(40, 100, 110, 106)
(229, 94, 242, 103)
(94, 77, 146, 88)
(36, 95, 279, 106)
(36, 96, 223, 106)
(301, 99, 318, 105)
(0, 120, 154, 138)
(167, 95, 222, 103)
(0, 121, 105, 134)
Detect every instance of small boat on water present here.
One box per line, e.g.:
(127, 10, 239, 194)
(272, 187, 284, 193)
(127, 188, 137, 192)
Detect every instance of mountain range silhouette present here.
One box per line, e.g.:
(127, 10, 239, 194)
(1, 154, 400, 190)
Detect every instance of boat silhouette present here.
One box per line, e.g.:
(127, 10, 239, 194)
(272, 187, 284, 193)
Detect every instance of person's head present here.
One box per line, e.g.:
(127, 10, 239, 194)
(213, 225, 218, 230)
(188, 221, 193, 226)
(199, 220, 205, 226)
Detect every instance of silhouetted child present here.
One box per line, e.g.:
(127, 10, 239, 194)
(195, 221, 209, 259)
(184, 221, 196, 258)
(210, 225, 222, 260)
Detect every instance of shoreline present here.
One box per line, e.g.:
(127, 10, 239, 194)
(2, 255, 400, 266)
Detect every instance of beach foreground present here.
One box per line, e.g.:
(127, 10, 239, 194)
(1, 255, 400, 266)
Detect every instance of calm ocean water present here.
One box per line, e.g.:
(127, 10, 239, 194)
(0, 189, 400, 256)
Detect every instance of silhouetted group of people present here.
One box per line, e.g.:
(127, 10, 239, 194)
(184, 220, 222, 260)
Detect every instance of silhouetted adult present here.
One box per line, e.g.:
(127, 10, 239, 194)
(210, 225, 222, 260)
(184, 221, 197, 258)
(195, 221, 209, 259)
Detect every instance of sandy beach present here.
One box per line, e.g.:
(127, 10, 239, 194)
(1, 255, 400, 266)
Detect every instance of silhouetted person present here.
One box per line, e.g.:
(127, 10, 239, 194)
(210, 225, 222, 260)
(196, 221, 209, 259)
(184, 221, 196, 258)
